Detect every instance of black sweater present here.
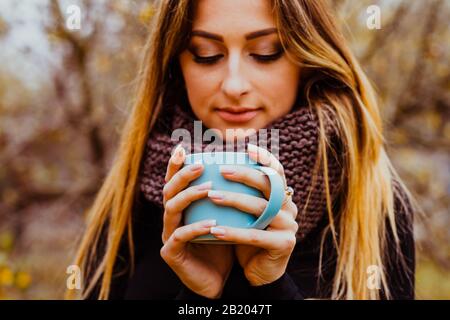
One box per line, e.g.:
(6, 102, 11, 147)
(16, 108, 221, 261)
(86, 190, 415, 300)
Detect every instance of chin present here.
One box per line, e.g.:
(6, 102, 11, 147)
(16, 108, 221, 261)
(215, 127, 258, 143)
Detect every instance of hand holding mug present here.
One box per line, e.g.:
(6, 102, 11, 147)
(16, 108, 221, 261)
(159, 144, 234, 299)
(208, 144, 299, 286)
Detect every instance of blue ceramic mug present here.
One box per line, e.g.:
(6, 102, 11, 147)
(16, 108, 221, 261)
(183, 151, 285, 243)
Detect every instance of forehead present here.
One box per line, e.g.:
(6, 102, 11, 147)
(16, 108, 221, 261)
(192, 0, 276, 34)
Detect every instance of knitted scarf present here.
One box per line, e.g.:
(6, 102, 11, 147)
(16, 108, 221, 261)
(139, 104, 343, 241)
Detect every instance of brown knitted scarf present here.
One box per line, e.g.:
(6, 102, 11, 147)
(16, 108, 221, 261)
(139, 104, 343, 241)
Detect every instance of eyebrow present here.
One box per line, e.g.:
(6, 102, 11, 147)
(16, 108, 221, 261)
(190, 28, 278, 42)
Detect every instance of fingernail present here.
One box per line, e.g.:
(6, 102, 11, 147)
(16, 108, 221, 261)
(247, 143, 258, 152)
(190, 163, 203, 171)
(210, 227, 226, 236)
(177, 145, 185, 158)
(204, 220, 217, 227)
(248, 151, 258, 159)
(172, 144, 181, 156)
(208, 190, 224, 200)
(197, 181, 212, 191)
(171, 145, 185, 165)
(220, 165, 235, 175)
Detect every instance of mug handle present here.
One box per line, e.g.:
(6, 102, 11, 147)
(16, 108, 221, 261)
(248, 166, 285, 229)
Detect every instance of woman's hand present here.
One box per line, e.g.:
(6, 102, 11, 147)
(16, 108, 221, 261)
(208, 143, 299, 286)
(160, 144, 234, 299)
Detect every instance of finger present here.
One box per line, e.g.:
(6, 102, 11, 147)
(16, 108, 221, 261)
(233, 244, 255, 267)
(163, 163, 205, 206)
(271, 210, 299, 232)
(210, 226, 297, 253)
(164, 144, 186, 183)
(266, 210, 298, 232)
(219, 165, 271, 199)
(163, 181, 212, 243)
(161, 220, 218, 262)
(247, 143, 287, 188)
(283, 198, 298, 220)
(207, 190, 296, 231)
(207, 190, 268, 216)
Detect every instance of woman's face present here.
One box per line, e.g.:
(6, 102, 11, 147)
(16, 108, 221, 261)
(178, 0, 301, 141)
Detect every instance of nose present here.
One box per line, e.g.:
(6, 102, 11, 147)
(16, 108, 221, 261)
(220, 51, 251, 100)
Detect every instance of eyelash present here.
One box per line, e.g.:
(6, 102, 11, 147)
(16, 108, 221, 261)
(192, 51, 284, 65)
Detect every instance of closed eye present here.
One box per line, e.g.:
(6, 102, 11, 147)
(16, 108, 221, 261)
(251, 51, 284, 62)
(192, 51, 284, 65)
(192, 54, 224, 65)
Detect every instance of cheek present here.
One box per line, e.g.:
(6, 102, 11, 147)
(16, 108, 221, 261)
(258, 62, 300, 111)
(184, 68, 219, 108)
(179, 53, 218, 108)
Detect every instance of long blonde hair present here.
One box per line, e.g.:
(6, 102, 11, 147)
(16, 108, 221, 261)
(67, 0, 413, 300)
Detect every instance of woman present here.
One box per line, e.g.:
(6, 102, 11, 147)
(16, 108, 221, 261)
(69, 0, 415, 300)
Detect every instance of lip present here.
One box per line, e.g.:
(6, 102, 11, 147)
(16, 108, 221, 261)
(216, 107, 261, 123)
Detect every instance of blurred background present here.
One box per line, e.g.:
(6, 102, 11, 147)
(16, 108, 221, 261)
(0, 0, 448, 299)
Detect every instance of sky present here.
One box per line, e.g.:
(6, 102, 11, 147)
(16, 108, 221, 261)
(0, 0, 123, 91)
(0, 0, 55, 90)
